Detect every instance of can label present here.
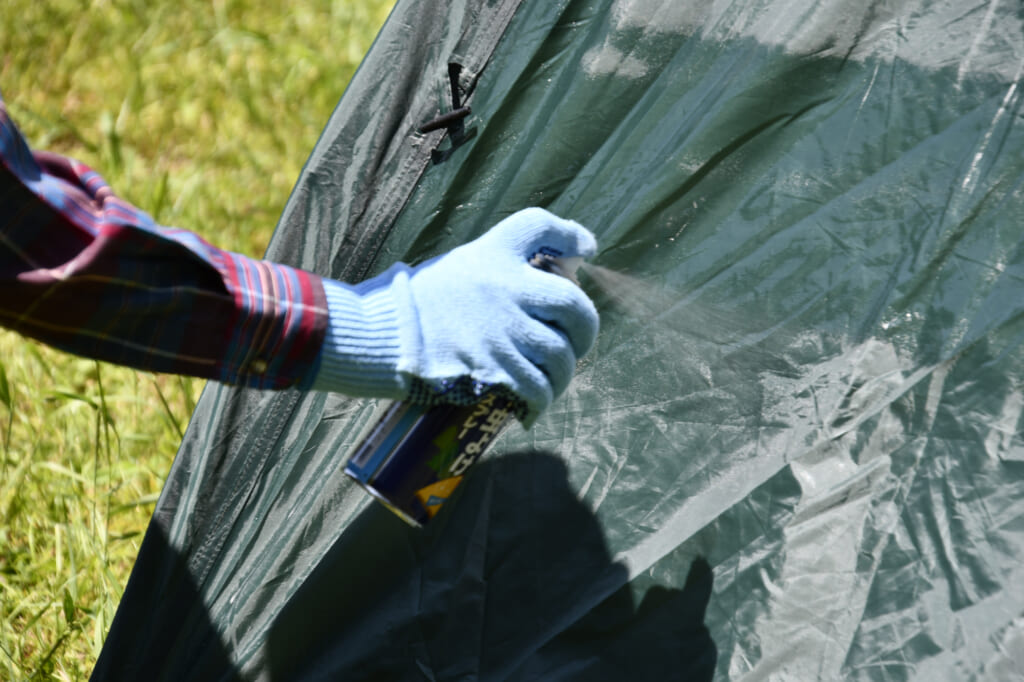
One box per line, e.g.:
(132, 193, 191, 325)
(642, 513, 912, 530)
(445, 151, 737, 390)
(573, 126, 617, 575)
(344, 393, 514, 526)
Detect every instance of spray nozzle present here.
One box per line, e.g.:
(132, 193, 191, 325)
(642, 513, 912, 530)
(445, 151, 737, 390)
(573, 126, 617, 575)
(529, 252, 584, 285)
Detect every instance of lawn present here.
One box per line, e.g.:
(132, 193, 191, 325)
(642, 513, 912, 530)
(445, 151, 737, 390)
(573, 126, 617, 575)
(0, 1, 395, 677)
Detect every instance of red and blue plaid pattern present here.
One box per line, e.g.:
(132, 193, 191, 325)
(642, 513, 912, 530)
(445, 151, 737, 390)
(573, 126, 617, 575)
(0, 94, 327, 389)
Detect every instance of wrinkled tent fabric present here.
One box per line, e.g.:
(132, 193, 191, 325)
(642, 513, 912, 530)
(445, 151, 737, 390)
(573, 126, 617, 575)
(94, 0, 1024, 679)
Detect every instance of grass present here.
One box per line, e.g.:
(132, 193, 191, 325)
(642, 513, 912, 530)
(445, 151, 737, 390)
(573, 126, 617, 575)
(0, 1, 395, 678)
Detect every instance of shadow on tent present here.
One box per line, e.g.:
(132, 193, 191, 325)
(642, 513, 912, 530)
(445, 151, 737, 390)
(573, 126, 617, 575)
(94, 451, 716, 681)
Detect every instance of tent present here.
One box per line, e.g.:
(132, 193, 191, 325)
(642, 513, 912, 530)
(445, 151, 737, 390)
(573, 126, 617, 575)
(93, 0, 1024, 679)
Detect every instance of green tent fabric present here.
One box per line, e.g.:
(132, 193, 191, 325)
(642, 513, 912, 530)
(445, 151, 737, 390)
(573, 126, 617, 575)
(94, 0, 1024, 679)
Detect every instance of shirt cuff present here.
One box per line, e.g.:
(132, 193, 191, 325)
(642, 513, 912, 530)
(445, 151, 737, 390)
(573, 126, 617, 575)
(310, 277, 411, 398)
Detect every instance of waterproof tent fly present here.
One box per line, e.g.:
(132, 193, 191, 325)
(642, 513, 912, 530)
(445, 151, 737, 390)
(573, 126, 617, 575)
(94, 1, 1024, 680)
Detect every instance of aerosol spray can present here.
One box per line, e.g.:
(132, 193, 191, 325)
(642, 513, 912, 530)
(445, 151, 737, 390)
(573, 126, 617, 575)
(343, 252, 584, 527)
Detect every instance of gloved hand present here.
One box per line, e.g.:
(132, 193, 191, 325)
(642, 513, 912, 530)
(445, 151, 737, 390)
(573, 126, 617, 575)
(312, 208, 599, 423)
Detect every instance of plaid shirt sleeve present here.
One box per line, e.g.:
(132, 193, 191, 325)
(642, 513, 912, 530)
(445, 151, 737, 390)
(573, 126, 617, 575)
(0, 95, 328, 389)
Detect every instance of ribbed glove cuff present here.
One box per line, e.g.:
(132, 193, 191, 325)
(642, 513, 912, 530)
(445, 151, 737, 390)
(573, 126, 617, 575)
(310, 277, 410, 398)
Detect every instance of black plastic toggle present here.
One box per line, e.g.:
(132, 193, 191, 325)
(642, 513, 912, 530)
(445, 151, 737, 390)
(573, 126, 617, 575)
(420, 63, 477, 164)
(418, 106, 472, 134)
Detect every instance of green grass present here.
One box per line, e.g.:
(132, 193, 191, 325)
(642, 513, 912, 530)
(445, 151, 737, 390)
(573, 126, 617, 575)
(0, 1, 395, 678)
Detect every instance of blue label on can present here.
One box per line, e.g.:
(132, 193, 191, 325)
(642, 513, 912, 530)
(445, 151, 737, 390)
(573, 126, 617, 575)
(344, 394, 514, 526)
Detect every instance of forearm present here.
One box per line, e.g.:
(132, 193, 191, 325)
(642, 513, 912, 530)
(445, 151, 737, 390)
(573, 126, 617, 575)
(0, 96, 328, 389)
